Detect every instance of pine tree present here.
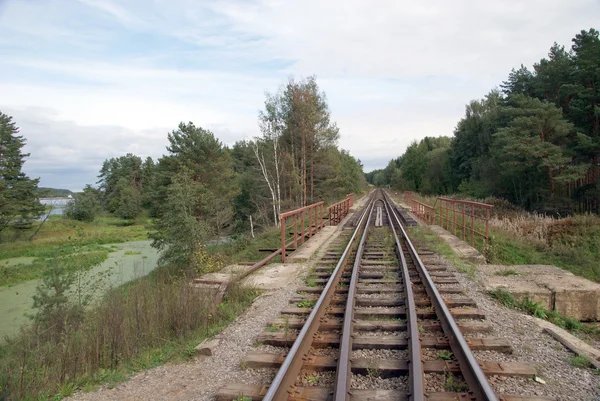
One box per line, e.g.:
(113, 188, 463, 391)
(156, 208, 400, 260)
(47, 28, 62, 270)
(0, 112, 44, 233)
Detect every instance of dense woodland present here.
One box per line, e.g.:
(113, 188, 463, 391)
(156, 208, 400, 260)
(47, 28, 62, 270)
(368, 28, 600, 214)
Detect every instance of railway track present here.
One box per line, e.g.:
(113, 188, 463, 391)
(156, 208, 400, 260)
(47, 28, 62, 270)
(218, 190, 552, 401)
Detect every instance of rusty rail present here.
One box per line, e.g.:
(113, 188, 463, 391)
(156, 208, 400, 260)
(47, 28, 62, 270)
(438, 197, 492, 246)
(386, 192, 499, 401)
(263, 194, 374, 401)
(334, 193, 424, 400)
(328, 195, 352, 225)
(381, 194, 424, 400)
(280, 201, 325, 263)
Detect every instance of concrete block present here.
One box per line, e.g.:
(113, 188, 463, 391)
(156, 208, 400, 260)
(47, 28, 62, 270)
(536, 274, 600, 321)
(485, 279, 553, 310)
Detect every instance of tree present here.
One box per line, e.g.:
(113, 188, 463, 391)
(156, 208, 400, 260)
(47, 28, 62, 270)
(0, 112, 44, 234)
(64, 185, 101, 222)
(97, 153, 144, 218)
(151, 122, 238, 270)
(151, 168, 212, 270)
(493, 95, 587, 209)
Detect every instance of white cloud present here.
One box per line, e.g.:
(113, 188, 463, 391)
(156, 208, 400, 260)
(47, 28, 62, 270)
(0, 0, 599, 190)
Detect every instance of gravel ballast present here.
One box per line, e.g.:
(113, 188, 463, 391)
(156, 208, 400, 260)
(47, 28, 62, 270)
(419, 250, 600, 400)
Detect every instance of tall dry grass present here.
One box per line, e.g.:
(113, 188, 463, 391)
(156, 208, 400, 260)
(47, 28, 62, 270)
(489, 212, 600, 247)
(0, 272, 256, 400)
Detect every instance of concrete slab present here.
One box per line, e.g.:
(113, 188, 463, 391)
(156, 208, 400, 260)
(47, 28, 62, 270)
(479, 264, 600, 321)
(242, 262, 306, 290)
(484, 277, 553, 310)
(429, 225, 487, 264)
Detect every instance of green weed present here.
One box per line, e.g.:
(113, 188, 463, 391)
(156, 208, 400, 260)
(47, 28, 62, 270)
(124, 250, 142, 256)
(495, 269, 520, 276)
(438, 350, 453, 360)
(445, 373, 468, 392)
(568, 355, 593, 369)
(297, 300, 316, 308)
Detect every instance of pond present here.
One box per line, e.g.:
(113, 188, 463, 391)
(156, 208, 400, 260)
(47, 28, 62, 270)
(0, 240, 160, 339)
(39, 198, 70, 219)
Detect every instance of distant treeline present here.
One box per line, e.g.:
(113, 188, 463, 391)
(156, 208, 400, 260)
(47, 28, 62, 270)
(367, 28, 600, 214)
(34, 187, 74, 198)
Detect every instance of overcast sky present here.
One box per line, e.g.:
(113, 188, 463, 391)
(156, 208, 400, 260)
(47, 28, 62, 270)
(0, 0, 599, 191)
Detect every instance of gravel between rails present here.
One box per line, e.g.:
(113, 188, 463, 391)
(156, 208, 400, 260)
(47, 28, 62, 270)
(351, 375, 408, 390)
(422, 252, 600, 401)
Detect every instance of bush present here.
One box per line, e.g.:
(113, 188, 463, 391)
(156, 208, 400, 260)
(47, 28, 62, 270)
(65, 185, 100, 222)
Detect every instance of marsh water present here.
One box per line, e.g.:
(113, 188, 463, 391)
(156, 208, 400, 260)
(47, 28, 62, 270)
(39, 198, 70, 219)
(0, 240, 160, 338)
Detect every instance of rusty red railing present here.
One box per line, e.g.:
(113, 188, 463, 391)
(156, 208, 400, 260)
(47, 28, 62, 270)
(403, 192, 492, 246)
(438, 197, 492, 246)
(280, 201, 325, 263)
(404, 192, 436, 224)
(327, 195, 352, 226)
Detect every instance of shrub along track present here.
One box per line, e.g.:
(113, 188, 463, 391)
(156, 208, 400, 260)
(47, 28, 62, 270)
(218, 189, 552, 401)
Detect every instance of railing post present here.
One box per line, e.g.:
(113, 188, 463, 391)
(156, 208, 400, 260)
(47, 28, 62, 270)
(318, 204, 322, 229)
(486, 208, 490, 245)
(471, 206, 475, 247)
(301, 210, 305, 244)
(293, 214, 297, 249)
(462, 204, 466, 241)
(281, 215, 286, 263)
(453, 201, 457, 236)
(308, 206, 312, 238)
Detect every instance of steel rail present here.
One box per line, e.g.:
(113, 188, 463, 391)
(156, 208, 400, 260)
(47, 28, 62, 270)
(382, 195, 425, 401)
(384, 191, 499, 401)
(334, 195, 376, 400)
(262, 193, 376, 401)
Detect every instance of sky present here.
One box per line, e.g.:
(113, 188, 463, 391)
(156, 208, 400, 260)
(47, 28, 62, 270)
(0, 0, 599, 191)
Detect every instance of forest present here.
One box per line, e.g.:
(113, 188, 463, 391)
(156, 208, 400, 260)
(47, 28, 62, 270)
(367, 28, 600, 214)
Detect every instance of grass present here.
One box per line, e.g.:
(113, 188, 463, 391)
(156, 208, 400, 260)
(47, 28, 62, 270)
(494, 269, 520, 276)
(397, 191, 600, 283)
(485, 221, 600, 282)
(438, 350, 453, 360)
(297, 300, 316, 308)
(0, 214, 153, 286)
(444, 373, 468, 392)
(0, 271, 259, 401)
(489, 288, 599, 340)
(567, 355, 593, 369)
(0, 249, 110, 287)
(208, 227, 282, 265)
(123, 250, 142, 256)
(406, 225, 477, 278)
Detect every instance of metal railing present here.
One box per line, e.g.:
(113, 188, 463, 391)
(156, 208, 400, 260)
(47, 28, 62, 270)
(280, 201, 325, 263)
(328, 195, 352, 225)
(404, 192, 436, 224)
(402, 192, 492, 246)
(438, 197, 492, 246)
